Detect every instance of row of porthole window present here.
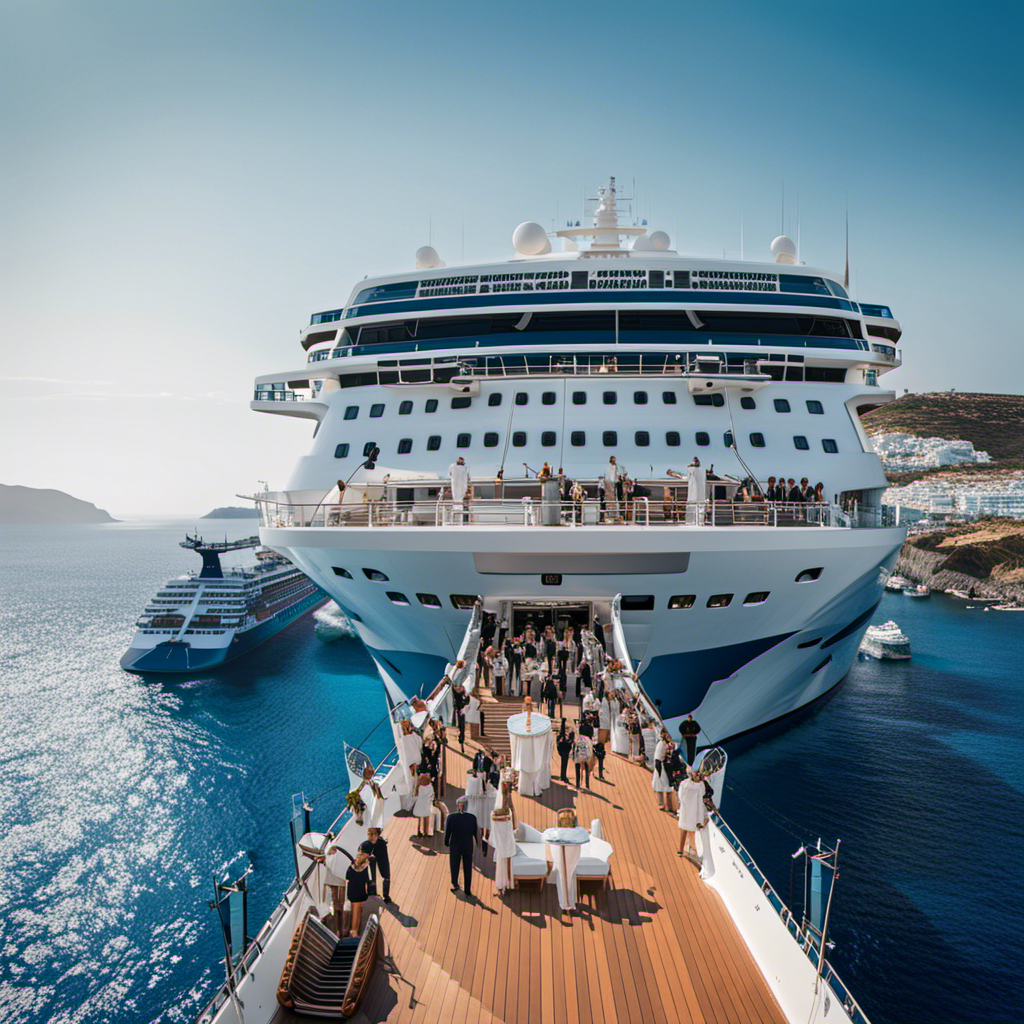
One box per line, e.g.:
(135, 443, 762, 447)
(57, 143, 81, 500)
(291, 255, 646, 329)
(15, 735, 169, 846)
(340, 395, 827, 420)
(331, 566, 822, 608)
(333, 433, 840, 458)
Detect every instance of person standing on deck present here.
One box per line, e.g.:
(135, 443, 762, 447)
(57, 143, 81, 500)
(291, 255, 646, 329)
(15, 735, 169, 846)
(573, 731, 594, 789)
(541, 675, 558, 718)
(345, 851, 372, 937)
(677, 769, 708, 862)
(556, 720, 574, 783)
(604, 456, 623, 520)
(490, 648, 507, 697)
(444, 795, 478, 897)
(448, 456, 470, 522)
(360, 829, 391, 904)
(680, 713, 701, 765)
(452, 683, 468, 751)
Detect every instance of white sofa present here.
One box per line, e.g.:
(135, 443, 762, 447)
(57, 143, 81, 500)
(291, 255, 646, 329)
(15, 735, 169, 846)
(512, 822, 550, 888)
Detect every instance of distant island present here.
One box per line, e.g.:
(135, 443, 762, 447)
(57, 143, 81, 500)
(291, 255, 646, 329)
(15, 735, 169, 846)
(0, 484, 118, 524)
(201, 506, 260, 519)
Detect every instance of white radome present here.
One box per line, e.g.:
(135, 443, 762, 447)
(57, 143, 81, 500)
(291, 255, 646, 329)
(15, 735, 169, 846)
(512, 221, 552, 256)
(649, 230, 671, 250)
(632, 234, 654, 251)
(415, 245, 444, 269)
(770, 235, 797, 257)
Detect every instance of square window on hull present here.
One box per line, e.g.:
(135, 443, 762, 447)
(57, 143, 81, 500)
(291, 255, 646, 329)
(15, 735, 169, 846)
(417, 593, 442, 607)
(668, 594, 695, 609)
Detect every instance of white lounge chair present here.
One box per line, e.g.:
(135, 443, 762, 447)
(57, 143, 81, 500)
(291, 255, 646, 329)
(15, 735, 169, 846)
(574, 836, 614, 895)
(512, 822, 550, 889)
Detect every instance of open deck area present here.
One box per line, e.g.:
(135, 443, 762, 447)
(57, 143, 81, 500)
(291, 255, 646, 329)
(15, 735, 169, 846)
(314, 687, 785, 1024)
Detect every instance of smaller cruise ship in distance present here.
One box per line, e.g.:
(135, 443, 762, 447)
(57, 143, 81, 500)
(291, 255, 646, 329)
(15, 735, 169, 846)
(859, 620, 911, 659)
(121, 535, 325, 673)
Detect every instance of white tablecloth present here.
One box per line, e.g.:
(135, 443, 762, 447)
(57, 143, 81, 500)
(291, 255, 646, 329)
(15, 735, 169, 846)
(542, 826, 590, 910)
(506, 712, 553, 796)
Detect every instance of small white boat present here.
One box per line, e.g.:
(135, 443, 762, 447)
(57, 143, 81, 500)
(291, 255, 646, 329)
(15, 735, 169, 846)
(991, 603, 1024, 612)
(903, 584, 930, 598)
(860, 621, 911, 660)
(947, 589, 971, 600)
(885, 574, 910, 592)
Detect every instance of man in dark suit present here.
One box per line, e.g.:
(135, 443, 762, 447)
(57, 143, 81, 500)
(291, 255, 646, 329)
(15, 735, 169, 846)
(444, 796, 478, 897)
(471, 749, 493, 778)
(680, 713, 701, 765)
(360, 828, 391, 904)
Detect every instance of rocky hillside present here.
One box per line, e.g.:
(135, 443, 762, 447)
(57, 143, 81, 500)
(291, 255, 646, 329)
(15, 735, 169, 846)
(863, 393, 1024, 482)
(201, 506, 259, 519)
(895, 518, 1024, 600)
(0, 484, 118, 524)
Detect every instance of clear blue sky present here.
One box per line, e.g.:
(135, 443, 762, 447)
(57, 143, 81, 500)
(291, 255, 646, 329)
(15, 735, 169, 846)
(2, 1, 1020, 515)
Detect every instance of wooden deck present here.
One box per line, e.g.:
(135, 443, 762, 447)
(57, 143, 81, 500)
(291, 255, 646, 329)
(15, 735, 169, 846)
(346, 688, 785, 1024)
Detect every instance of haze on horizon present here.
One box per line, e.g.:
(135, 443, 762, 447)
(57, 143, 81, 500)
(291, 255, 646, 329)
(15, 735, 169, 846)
(2, 1, 1020, 517)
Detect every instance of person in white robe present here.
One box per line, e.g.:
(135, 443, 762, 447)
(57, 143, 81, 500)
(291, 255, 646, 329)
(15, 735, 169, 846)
(448, 456, 470, 522)
(677, 769, 708, 860)
(685, 456, 707, 525)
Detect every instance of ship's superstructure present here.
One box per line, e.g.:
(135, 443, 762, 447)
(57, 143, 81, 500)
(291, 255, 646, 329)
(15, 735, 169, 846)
(252, 178, 906, 740)
(121, 535, 324, 673)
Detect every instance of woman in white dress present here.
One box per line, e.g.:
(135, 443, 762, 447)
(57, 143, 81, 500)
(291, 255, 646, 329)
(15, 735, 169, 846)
(412, 764, 434, 837)
(651, 731, 673, 809)
(597, 693, 612, 744)
(465, 769, 489, 826)
(611, 703, 630, 756)
(677, 769, 707, 860)
(465, 689, 482, 740)
(367, 778, 387, 829)
(640, 718, 658, 769)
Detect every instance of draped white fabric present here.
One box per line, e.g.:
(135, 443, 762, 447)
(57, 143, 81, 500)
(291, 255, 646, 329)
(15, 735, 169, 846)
(542, 828, 589, 910)
(686, 464, 706, 524)
(396, 732, 421, 794)
(507, 712, 553, 796)
(491, 816, 516, 892)
(677, 777, 706, 831)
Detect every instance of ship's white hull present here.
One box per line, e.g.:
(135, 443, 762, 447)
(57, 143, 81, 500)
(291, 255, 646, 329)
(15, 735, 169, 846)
(262, 522, 903, 742)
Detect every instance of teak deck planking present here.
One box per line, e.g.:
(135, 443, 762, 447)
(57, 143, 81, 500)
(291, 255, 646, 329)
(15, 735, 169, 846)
(326, 685, 784, 1024)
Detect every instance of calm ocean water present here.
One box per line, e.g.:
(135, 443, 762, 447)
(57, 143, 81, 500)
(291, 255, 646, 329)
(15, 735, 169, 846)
(1, 519, 1021, 1023)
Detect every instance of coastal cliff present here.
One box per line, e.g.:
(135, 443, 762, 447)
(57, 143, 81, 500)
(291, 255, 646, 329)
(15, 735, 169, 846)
(895, 519, 1024, 601)
(0, 484, 118, 524)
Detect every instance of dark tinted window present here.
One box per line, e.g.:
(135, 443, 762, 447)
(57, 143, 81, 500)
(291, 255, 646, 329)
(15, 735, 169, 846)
(635, 431, 650, 446)
(425, 399, 438, 413)
(541, 431, 557, 446)
(693, 393, 725, 407)
(806, 400, 824, 414)
(662, 392, 677, 405)
(362, 568, 389, 582)
(451, 396, 472, 409)
(399, 400, 413, 415)
(450, 594, 479, 609)
(427, 435, 441, 450)
(724, 431, 734, 447)
(572, 391, 587, 405)
(668, 594, 695, 609)
(512, 431, 526, 447)
(743, 592, 769, 605)
(334, 443, 350, 458)
(344, 405, 359, 420)
(571, 431, 586, 447)
(542, 391, 556, 405)
(695, 431, 710, 446)
(483, 432, 499, 447)
(707, 593, 733, 608)
(749, 432, 765, 448)
(515, 392, 528, 406)
(603, 391, 617, 405)
(417, 593, 442, 607)
(796, 567, 823, 583)
(370, 403, 385, 418)
(822, 438, 839, 453)
(488, 393, 502, 407)
(603, 430, 617, 446)
(397, 438, 412, 454)
(621, 595, 655, 611)
(774, 398, 791, 413)
(634, 391, 648, 405)
(386, 591, 410, 606)
(740, 396, 756, 410)
(457, 433, 471, 448)
(331, 566, 352, 578)
(362, 441, 377, 457)
(793, 435, 810, 450)
(666, 431, 680, 447)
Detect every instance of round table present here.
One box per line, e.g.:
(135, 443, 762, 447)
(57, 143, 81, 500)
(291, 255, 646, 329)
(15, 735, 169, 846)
(542, 826, 590, 910)
(506, 711, 553, 796)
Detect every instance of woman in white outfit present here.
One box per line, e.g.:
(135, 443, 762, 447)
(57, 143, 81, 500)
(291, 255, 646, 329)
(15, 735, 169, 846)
(611, 703, 630, 756)
(465, 769, 490, 826)
(465, 689, 482, 740)
(651, 731, 674, 809)
(677, 769, 707, 860)
(412, 764, 434, 837)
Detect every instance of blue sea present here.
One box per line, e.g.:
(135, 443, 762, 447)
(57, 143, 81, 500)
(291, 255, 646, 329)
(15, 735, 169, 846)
(1, 519, 1021, 1023)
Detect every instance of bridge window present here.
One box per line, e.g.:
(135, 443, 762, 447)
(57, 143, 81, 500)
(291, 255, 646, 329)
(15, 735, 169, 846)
(666, 431, 680, 447)
(796, 567, 823, 583)
(743, 592, 770, 605)
(707, 594, 733, 608)
(484, 432, 499, 447)
(334, 443, 350, 458)
(634, 391, 648, 405)
(427, 435, 441, 451)
(740, 396, 756, 410)
(488, 393, 503, 407)
(621, 595, 655, 611)
(457, 433, 471, 448)
(822, 438, 839, 453)
(668, 594, 696, 609)
(451, 396, 472, 409)
(806, 399, 824, 414)
(512, 431, 526, 447)
(749, 432, 765, 448)
(572, 391, 587, 405)
(695, 431, 710, 446)
(793, 435, 810, 450)
(662, 392, 677, 405)
(362, 568, 389, 582)
(399, 400, 413, 415)
(344, 405, 359, 420)
(571, 431, 586, 447)
(397, 438, 413, 454)
(603, 391, 617, 405)
(386, 592, 410, 606)
(542, 391, 557, 405)
(417, 593, 442, 608)
(635, 431, 650, 447)
(773, 398, 791, 413)
(541, 431, 557, 447)
(425, 399, 438, 413)
(331, 567, 352, 578)
(603, 430, 617, 446)
(370, 403, 385, 418)
(515, 392, 529, 406)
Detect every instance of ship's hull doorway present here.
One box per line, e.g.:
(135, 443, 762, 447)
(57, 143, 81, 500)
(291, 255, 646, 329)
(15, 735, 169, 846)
(508, 601, 593, 640)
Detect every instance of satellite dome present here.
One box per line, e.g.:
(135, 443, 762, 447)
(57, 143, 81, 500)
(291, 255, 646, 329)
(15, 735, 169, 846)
(632, 234, 654, 251)
(562, 238, 578, 252)
(415, 245, 444, 269)
(649, 230, 671, 251)
(770, 235, 797, 264)
(512, 222, 551, 256)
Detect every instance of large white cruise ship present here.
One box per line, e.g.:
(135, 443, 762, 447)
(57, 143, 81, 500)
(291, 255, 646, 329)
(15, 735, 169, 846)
(251, 178, 906, 742)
